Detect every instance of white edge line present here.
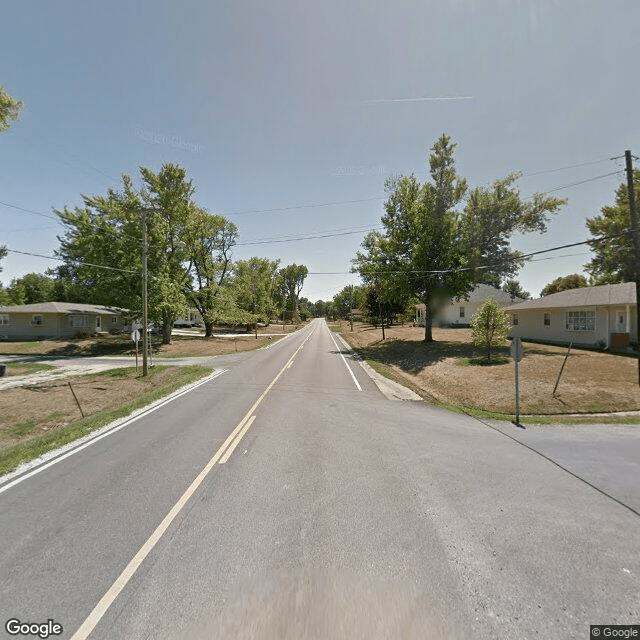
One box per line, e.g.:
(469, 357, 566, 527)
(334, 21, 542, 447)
(0, 369, 227, 496)
(327, 325, 362, 391)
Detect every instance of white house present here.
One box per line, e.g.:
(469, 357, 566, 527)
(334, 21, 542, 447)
(415, 284, 517, 327)
(504, 282, 637, 349)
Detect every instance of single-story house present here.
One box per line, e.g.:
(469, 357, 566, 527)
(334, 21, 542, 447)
(415, 284, 518, 327)
(174, 308, 203, 328)
(0, 302, 127, 341)
(504, 282, 637, 349)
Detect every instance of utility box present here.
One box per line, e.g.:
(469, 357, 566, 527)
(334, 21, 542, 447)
(0, 363, 6, 377)
(610, 332, 630, 348)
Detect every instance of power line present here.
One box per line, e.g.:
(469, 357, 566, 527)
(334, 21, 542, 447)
(4, 248, 140, 274)
(0, 200, 61, 223)
(223, 197, 385, 216)
(521, 156, 618, 177)
(237, 225, 381, 246)
(533, 170, 623, 196)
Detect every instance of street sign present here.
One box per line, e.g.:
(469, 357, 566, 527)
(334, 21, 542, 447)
(510, 337, 523, 362)
(131, 329, 141, 343)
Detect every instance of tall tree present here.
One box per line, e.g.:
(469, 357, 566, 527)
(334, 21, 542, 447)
(232, 257, 281, 323)
(278, 264, 308, 321)
(0, 84, 22, 133)
(502, 279, 530, 300)
(7, 272, 56, 304)
(354, 134, 565, 341)
(56, 164, 197, 344)
(540, 273, 588, 297)
(585, 171, 639, 284)
(184, 207, 238, 337)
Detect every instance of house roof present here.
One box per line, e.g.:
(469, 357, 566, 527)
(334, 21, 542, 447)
(0, 302, 126, 315)
(504, 282, 636, 311)
(415, 284, 520, 308)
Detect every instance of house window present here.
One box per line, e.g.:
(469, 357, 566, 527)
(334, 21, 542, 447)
(459, 306, 465, 319)
(31, 315, 43, 326)
(70, 315, 87, 328)
(95, 316, 101, 329)
(512, 313, 519, 326)
(111, 316, 118, 325)
(0, 314, 8, 326)
(543, 313, 550, 326)
(566, 310, 595, 331)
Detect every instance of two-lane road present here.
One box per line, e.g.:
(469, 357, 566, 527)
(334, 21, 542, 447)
(1, 318, 638, 639)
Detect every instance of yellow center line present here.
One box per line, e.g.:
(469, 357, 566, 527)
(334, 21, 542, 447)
(219, 415, 256, 464)
(70, 324, 316, 640)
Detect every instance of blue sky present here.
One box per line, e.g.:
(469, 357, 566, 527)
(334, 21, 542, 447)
(1, 0, 638, 301)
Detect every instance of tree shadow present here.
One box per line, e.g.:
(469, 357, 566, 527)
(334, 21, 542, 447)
(353, 339, 513, 375)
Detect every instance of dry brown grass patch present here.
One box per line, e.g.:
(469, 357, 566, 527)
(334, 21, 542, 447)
(339, 322, 640, 415)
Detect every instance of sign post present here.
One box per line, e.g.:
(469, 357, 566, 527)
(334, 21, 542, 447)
(131, 329, 141, 373)
(510, 337, 523, 426)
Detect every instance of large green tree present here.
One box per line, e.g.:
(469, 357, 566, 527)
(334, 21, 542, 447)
(353, 134, 565, 341)
(332, 284, 367, 319)
(585, 171, 639, 284)
(7, 272, 56, 304)
(232, 257, 281, 324)
(278, 263, 309, 321)
(184, 207, 239, 336)
(540, 273, 588, 297)
(0, 84, 22, 133)
(56, 164, 197, 344)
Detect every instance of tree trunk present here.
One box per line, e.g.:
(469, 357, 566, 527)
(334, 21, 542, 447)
(423, 299, 434, 342)
(160, 311, 174, 345)
(204, 321, 215, 337)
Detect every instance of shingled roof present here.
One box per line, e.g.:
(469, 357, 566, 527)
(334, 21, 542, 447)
(504, 282, 635, 311)
(0, 302, 126, 315)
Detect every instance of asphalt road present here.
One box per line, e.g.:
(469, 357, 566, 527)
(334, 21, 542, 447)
(0, 318, 638, 639)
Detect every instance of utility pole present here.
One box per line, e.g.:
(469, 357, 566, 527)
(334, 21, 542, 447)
(141, 208, 149, 377)
(625, 150, 640, 386)
(349, 285, 354, 332)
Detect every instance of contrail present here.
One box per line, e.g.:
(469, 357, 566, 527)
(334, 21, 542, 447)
(363, 96, 474, 104)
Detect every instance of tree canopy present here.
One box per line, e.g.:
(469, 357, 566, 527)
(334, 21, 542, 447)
(0, 84, 22, 133)
(585, 171, 639, 284)
(56, 164, 206, 343)
(502, 279, 530, 300)
(353, 134, 566, 341)
(540, 273, 588, 297)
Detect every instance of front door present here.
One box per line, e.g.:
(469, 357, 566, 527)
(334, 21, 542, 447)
(615, 309, 626, 333)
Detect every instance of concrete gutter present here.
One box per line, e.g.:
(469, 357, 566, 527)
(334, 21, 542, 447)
(333, 333, 422, 401)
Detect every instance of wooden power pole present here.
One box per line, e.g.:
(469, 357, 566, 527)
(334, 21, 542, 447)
(141, 208, 149, 377)
(625, 150, 640, 385)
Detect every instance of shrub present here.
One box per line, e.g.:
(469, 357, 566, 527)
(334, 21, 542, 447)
(470, 299, 511, 362)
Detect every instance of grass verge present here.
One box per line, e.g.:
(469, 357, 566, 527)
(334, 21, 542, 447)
(351, 346, 640, 426)
(5, 362, 56, 376)
(0, 365, 213, 478)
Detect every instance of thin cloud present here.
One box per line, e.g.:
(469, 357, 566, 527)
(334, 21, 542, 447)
(363, 96, 474, 104)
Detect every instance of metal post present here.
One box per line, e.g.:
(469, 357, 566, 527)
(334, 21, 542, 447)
(515, 355, 520, 426)
(552, 341, 572, 395)
(624, 150, 640, 385)
(142, 209, 148, 377)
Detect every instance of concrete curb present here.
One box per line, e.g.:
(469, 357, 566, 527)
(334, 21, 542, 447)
(333, 333, 422, 401)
